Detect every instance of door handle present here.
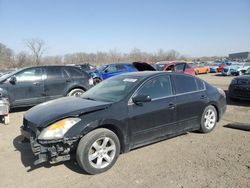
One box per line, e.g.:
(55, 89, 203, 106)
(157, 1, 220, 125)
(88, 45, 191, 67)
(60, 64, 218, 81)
(168, 103, 176, 110)
(200, 95, 207, 100)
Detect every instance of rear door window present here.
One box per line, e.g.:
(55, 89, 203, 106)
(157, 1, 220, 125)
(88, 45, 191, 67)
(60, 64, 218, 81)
(173, 75, 198, 94)
(196, 78, 205, 90)
(46, 67, 67, 80)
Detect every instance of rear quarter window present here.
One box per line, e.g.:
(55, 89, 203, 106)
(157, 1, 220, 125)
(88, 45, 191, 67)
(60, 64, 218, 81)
(173, 75, 198, 94)
(196, 78, 205, 90)
(65, 67, 85, 77)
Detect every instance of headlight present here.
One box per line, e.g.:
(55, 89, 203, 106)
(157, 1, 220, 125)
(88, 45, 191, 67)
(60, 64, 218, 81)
(38, 118, 81, 140)
(230, 78, 237, 85)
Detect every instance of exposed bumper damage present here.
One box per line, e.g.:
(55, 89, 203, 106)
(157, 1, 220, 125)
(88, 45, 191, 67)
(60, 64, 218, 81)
(20, 125, 79, 165)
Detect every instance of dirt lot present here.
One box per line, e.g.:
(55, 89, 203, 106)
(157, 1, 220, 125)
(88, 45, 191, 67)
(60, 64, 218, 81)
(0, 73, 249, 188)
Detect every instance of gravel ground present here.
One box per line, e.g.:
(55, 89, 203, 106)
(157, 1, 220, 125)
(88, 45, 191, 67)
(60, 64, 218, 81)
(0, 73, 249, 188)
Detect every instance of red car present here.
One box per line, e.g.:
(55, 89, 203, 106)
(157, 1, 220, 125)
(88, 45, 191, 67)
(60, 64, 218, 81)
(163, 61, 195, 75)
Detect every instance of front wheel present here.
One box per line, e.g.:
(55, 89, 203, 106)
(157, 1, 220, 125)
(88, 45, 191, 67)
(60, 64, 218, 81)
(200, 105, 217, 133)
(76, 128, 120, 174)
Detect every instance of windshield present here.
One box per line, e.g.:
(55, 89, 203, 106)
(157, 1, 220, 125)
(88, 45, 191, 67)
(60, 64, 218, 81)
(0, 69, 21, 81)
(243, 63, 250, 67)
(155, 64, 166, 71)
(81, 75, 141, 102)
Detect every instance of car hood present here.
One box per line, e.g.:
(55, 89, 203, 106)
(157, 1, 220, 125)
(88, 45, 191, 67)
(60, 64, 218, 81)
(24, 97, 112, 128)
(132, 62, 156, 71)
(235, 75, 250, 81)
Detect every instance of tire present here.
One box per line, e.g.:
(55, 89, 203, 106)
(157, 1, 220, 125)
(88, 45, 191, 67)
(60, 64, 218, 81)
(3, 115, 9, 125)
(93, 78, 102, 85)
(200, 105, 217, 133)
(76, 128, 120, 175)
(67, 88, 85, 97)
(195, 71, 199, 75)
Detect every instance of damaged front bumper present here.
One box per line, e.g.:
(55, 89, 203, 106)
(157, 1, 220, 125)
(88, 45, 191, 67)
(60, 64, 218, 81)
(20, 125, 79, 165)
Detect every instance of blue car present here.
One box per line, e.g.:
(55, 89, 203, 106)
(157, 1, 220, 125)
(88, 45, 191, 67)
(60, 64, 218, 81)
(90, 63, 138, 84)
(209, 62, 220, 73)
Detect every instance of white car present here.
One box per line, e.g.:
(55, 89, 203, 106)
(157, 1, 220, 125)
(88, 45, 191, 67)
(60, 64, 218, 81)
(231, 62, 250, 76)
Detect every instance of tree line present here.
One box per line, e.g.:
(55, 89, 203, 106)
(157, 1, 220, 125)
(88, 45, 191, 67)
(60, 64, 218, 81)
(0, 39, 222, 69)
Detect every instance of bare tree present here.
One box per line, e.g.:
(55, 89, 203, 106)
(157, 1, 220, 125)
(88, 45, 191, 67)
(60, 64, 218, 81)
(25, 38, 46, 65)
(0, 42, 14, 68)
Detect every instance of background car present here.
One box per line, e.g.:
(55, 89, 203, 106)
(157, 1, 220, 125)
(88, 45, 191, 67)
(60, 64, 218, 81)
(217, 60, 232, 72)
(229, 67, 250, 100)
(0, 65, 92, 109)
(154, 61, 172, 71)
(163, 61, 195, 75)
(231, 62, 250, 76)
(21, 71, 226, 174)
(209, 62, 221, 73)
(90, 63, 138, 84)
(191, 63, 210, 75)
(221, 62, 244, 76)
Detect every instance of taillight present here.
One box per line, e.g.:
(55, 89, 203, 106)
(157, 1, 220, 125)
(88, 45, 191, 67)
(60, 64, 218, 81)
(88, 78, 94, 86)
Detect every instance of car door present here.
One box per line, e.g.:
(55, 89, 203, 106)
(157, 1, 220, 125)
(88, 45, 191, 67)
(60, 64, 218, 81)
(128, 75, 177, 148)
(8, 67, 45, 107)
(44, 66, 69, 100)
(172, 74, 207, 130)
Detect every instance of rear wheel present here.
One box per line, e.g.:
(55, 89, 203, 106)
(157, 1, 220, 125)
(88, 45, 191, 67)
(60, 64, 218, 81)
(93, 78, 102, 85)
(200, 105, 217, 133)
(67, 88, 85, 97)
(76, 128, 120, 174)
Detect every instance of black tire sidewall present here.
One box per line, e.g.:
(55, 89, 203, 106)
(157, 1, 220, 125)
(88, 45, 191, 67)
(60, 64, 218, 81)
(76, 128, 120, 175)
(200, 105, 217, 133)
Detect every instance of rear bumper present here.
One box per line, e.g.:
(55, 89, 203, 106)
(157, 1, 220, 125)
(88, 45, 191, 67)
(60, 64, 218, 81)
(20, 125, 78, 165)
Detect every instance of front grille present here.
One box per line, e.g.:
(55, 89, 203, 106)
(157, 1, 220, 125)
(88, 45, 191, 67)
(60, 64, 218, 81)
(234, 89, 250, 98)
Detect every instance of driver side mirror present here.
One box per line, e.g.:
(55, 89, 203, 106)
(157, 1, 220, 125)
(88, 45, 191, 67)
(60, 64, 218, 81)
(104, 69, 109, 73)
(9, 76, 17, 84)
(132, 95, 151, 104)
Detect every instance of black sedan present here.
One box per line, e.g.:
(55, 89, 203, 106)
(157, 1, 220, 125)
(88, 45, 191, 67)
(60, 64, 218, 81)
(229, 68, 250, 100)
(21, 71, 226, 174)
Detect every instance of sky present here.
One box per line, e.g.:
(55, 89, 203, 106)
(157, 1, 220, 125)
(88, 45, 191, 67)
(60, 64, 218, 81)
(0, 0, 249, 57)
